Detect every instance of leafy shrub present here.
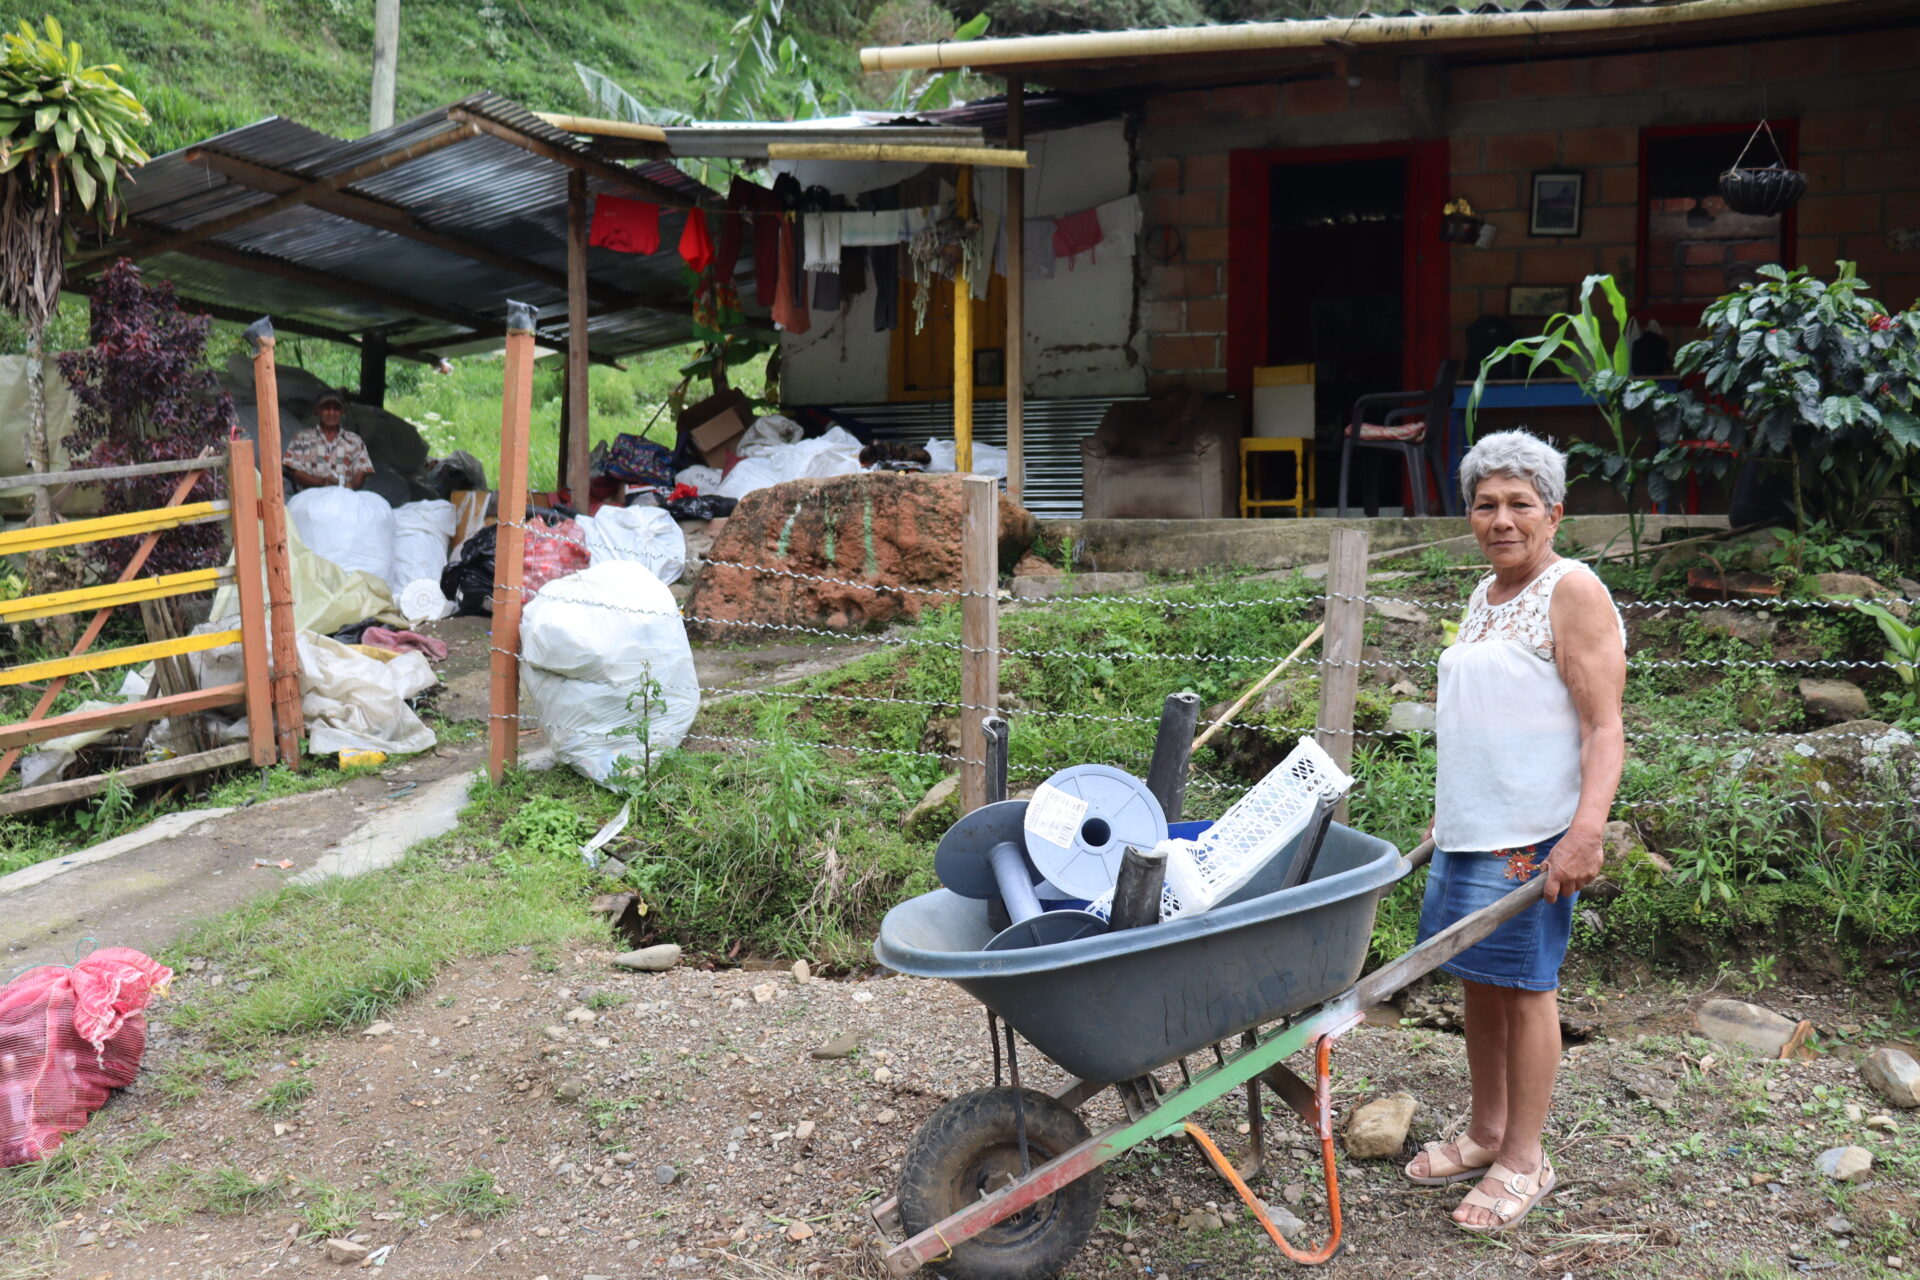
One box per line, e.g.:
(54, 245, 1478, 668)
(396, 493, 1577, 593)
(57, 259, 235, 578)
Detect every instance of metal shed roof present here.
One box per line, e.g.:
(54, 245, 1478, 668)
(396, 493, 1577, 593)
(73, 92, 722, 365)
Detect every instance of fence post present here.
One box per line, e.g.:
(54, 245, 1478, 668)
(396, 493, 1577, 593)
(489, 302, 538, 785)
(226, 441, 277, 768)
(246, 320, 304, 768)
(1316, 527, 1369, 823)
(959, 475, 999, 813)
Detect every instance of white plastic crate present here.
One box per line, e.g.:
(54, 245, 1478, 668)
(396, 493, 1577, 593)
(1088, 737, 1354, 923)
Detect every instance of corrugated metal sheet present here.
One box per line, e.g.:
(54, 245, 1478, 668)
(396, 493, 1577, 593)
(816, 397, 1144, 518)
(659, 118, 987, 159)
(100, 92, 717, 361)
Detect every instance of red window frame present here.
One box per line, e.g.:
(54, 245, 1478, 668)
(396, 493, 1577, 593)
(1636, 120, 1799, 328)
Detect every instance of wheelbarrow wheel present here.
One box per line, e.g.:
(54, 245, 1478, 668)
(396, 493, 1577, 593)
(897, 1087, 1102, 1280)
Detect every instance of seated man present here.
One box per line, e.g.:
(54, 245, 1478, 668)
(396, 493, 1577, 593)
(284, 389, 374, 491)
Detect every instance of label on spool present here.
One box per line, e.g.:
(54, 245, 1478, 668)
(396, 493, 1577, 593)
(1026, 783, 1089, 851)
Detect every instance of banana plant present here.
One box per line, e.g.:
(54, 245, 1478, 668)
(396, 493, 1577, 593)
(1853, 600, 1919, 687)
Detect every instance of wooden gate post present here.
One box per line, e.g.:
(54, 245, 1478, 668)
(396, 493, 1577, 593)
(1315, 528, 1369, 822)
(959, 474, 999, 813)
(489, 303, 538, 784)
(227, 440, 277, 767)
(246, 320, 304, 767)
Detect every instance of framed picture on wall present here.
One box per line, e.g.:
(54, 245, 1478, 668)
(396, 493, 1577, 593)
(1508, 284, 1575, 317)
(1529, 170, 1585, 237)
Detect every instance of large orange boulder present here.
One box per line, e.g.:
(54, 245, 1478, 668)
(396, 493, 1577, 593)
(685, 472, 1035, 637)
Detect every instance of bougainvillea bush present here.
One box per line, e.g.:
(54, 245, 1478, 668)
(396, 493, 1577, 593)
(58, 258, 235, 579)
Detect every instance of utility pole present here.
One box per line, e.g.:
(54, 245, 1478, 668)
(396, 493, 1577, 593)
(370, 0, 400, 132)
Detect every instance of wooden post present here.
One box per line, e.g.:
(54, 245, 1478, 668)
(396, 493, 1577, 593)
(1315, 528, 1369, 822)
(954, 166, 975, 475)
(960, 474, 999, 812)
(369, 0, 400, 132)
(248, 322, 304, 768)
(489, 303, 538, 784)
(1004, 78, 1025, 503)
(566, 170, 592, 503)
(556, 371, 572, 493)
(227, 441, 276, 767)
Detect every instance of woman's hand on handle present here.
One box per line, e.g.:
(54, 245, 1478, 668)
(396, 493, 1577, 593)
(1544, 825, 1604, 903)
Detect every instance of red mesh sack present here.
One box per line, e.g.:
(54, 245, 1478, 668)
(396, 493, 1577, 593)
(522, 517, 590, 596)
(0, 947, 172, 1167)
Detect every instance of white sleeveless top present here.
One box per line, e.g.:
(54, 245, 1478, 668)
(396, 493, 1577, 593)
(1433, 558, 1625, 852)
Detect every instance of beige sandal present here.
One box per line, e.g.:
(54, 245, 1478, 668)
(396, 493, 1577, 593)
(1454, 1159, 1556, 1233)
(1404, 1136, 1497, 1186)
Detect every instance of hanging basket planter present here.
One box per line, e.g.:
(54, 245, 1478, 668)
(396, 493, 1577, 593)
(1719, 120, 1806, 216)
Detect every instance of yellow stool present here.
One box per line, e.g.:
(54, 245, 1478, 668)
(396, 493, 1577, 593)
(1240, 437, 1314, 518)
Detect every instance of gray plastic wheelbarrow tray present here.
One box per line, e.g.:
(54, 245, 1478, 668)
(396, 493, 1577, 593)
(874, 822, 1403, 1085)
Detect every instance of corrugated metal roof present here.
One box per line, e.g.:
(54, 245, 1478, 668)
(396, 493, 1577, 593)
(659, 118, 988, 160)
(87, 92, 721, 363)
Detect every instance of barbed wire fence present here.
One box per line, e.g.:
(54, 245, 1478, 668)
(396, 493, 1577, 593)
(482, 479, 1917, 845)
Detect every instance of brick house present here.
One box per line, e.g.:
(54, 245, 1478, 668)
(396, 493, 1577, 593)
(840, 0, 1920, 515)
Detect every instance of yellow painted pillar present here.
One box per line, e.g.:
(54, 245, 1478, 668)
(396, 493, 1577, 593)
(954, 165, 974, 474)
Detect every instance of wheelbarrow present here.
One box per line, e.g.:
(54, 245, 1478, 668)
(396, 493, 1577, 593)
(869, 822, 1549, 1279)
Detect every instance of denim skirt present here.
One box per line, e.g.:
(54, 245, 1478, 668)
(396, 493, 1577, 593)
(1414, 831, 1575, 992)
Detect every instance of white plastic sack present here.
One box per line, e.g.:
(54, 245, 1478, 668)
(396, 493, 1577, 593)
(207, 520, 401, 638)
(672, 465, 724, 493)
(735, 414, 807, 455)
(716, 455, 786, 501)
(925, 438, 1009, 479)
(297, 631, 437, 756)
(717, 426, 866, 499)
(387, 499, 457, 596)
(288, 486, 396, 580)
(519, 561, 699, 785)
(576, 505, 686, 584)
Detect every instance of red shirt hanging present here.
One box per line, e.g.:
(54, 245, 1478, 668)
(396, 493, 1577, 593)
(589, 195, 661, 255)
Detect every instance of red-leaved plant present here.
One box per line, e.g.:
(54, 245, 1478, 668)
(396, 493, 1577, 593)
(58, 259, 235, 578)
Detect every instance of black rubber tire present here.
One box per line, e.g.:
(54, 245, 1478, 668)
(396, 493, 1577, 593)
(896, 1087, 1102, 1280)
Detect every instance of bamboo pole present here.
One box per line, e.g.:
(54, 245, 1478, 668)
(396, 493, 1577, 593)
(534, 113, 669, 143)
(1004, 78, 1026, 504)
(954, 166, 975, 475)
(959, 474, 999, 813)
(765, 143, 1028, 168)
(566, 170, 592, 503)
(227, 440, 277, 768)
(247, 322, 304, 768)
(1189, 624, 1323, 757)
(489, 303, 538, 785)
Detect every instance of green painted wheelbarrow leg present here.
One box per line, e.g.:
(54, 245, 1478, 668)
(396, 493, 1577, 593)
(880, 844, 1548, 1277)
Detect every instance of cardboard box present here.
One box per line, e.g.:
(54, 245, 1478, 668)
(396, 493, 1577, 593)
(1251, 364, 1315, 439)
(680, 388, 752, 468)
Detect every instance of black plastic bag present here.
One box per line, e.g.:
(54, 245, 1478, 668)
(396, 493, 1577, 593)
(440, 524, 498, 616)
(665, 495, 738, 522)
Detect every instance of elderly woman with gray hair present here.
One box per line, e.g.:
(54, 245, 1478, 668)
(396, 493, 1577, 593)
(1401, 429, 1625, 1232)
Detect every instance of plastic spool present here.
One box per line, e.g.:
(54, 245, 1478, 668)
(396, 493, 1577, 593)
(399, 578, 454, 624)
(1022, 764, 1169, 902)
(934, 800, 1108, 952)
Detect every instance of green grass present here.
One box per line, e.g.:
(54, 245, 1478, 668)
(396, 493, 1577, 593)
(254, 1074, 316, 1117)
(292, 1177, 373, 1242)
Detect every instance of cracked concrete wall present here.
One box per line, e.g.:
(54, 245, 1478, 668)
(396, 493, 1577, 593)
(781, 120, 1144, 403)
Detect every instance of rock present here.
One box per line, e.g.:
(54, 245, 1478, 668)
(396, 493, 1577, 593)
(791, 959, 812, 984)
(752, 983, 776, 1004)
(323, 1239, 370, 1264)
(1264, 1203, 1308, 1237)
(1372, 599, 1429, 624)
(875, 1109, 897, 1125)
(811, 1032, 861, 1060)
(685, 473, 1037, 639)
(1343, 1093, 1418, 1159)
(361, 1021, 394, 1037)
(1799, 678, 1871, 724)
(1815, 1145, 1873, 1182)
(1694, 1000, 1812, 1058)
(1011, 552, 1060, 579)
(554, 1077, 587, 1101)
(1699, 609, 1777, 648)
(1866, 1114, 1899, 1132)
(1735, 720, 1918, 815)
(614, 944, 681, 972)
(1385, 702, 1435, 734)
(1899, 577, 1920, 600)
(1813, 572, 1894, 605)
(901, 773, 961, 836)
(74, 1230, 98, 1246)
(1282, 1183, 1305, 1205)
(543, 1025, 570, 1042)
(1387, 679, 1421, 698)
(655, 1164, 680, 1186)
(1859, 1047, 1920, 1108)
(1826, 1214, 1856, 1235)
(1611, 1064, 1678, 1114)
(564, 1007, 596, 1024)
(1177, 1210, 1224, 1231)
(852, 990, 875, 1004)
(794, 1120, 816, 1141)
(786, 1222, 815, 1242)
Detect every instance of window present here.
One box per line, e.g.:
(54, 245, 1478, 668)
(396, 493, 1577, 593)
(1637, 122, 1796, 322)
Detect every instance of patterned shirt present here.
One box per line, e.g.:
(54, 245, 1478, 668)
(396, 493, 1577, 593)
(284, 426, 374, 485)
